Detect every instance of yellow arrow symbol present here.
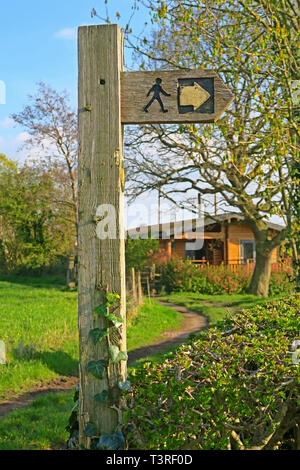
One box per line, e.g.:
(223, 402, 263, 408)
(180, 82, 211, 110)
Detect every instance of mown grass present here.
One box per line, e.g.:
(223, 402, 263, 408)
(0, 276, 184, 401)
(0, 276, 78, 401)
(127, 298, 183, 351)
(158, 292, 279, 324)
(0, 391, 74, 450)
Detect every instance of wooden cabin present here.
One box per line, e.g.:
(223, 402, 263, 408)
(128, 212, 285, 267)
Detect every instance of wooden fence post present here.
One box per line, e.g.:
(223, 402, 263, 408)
(131, 267, 137, 305)
(137, 271, 143, 305)
(146, 276, 151, 299)
(78, 24, 126, 449)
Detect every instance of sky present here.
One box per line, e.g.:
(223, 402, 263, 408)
(0, 0, 198, 228)
(0, 0, 149, 160)
(0, 0, 165, 228)
(0, 1, 284, 228)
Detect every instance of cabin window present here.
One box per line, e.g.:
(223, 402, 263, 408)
(240, 240, 256, 264)
(185, 241, 205, 260)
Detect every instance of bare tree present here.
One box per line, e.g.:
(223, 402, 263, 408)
(12, 82, 78, 282)
(123, 1, 298, 297)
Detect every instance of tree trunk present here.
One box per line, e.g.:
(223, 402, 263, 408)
(248, 244, 272, 297)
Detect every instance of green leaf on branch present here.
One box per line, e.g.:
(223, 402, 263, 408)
(108, 345, 128, 363)
(94, 390, 109, 403)
(89, 328, 109, 345)
(87, 360, 108, 379)
(97, 430, 125, 450)
(83, 422, 96, 437)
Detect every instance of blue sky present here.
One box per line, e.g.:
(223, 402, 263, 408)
(0, 0, 149, 160)
(0, 1, 283, 226)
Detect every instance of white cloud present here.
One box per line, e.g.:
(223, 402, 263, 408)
(0, 117, 15, 128)
(54, 28, 77, 40)
(16, 132, 30, 143)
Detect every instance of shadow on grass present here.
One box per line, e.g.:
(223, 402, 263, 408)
(0, 274, 65, 289)
(38, 350, 78, 376)
(12, 347, 78, 377)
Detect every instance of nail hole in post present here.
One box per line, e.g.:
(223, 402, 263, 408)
(100, 79, 106, 85)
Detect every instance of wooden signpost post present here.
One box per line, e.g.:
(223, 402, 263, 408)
(77, 24, 234, 449)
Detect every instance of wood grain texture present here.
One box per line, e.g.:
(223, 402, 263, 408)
(121, 70, 234, 124)
(78, 24, 126, 447)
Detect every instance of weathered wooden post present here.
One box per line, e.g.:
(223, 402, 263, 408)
(137, 271, 143, 305)
(78, 24, 126, 449)
(131, 267, 137, 306)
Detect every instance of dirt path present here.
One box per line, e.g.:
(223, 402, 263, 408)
(0, 376, 78, 418)
(0, 302, 208, 419)
(128, 301, 208, 363)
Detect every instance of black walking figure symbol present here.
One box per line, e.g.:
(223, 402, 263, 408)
(144, 78, 171, 113)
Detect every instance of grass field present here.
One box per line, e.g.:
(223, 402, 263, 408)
(0, 278, 282, 450)
(158, 292, 280, 324)
(0, 276, 183, 401)
(0, 391, 74, 450)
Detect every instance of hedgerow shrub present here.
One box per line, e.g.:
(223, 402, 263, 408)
(269, 272, 296, 296)
(152, 254, 294, 295)
(124, 296, 300, 450)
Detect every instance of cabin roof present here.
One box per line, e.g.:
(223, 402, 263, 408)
(127, 212, 285, 238)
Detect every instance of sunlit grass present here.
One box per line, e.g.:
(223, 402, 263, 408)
(0, 277, 184, 401)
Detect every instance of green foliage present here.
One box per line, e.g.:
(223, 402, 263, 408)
(126, 0, 299, 295)
(104, 314, 123, 328)
(0, 160, 74, 272)
(83, 422, 96, 437)
(94, 292, 122, 326)
(125, 237, 158, 273)
(125, 295, 300, 450)
(87, 360, 108, 380)
(97, 430, 125, 450)
(155, 255, 295, 296)
(89, 328, 109, 345)
(94, 390, 109, 403)
(269, 272, 297, 296)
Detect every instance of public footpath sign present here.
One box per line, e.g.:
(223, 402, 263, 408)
(77, 24, 234, 449)
(121, 70, 234, 124)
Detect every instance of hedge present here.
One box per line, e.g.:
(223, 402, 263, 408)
(124, 296, 300, 450)
(151, 254, 295, 296)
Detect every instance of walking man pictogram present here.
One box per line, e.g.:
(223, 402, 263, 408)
(144, 78, 171, 113)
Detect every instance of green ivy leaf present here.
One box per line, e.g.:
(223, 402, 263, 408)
(105, 314, 123, 328)
(106, 292, 120, 306)
(89, 328, 109, 345)
(83, 422, 96, 437)
(87, 360, 108, 379)
(94, 390, 109, 403)
(94, 304, 107, 316)
(97, 430, 125, 450)
(108, 345, 128, 363)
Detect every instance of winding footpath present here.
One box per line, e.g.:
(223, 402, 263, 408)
(0, 302, 207, 419)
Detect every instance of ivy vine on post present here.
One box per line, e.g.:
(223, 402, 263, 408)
(77, 24, 127, 449)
